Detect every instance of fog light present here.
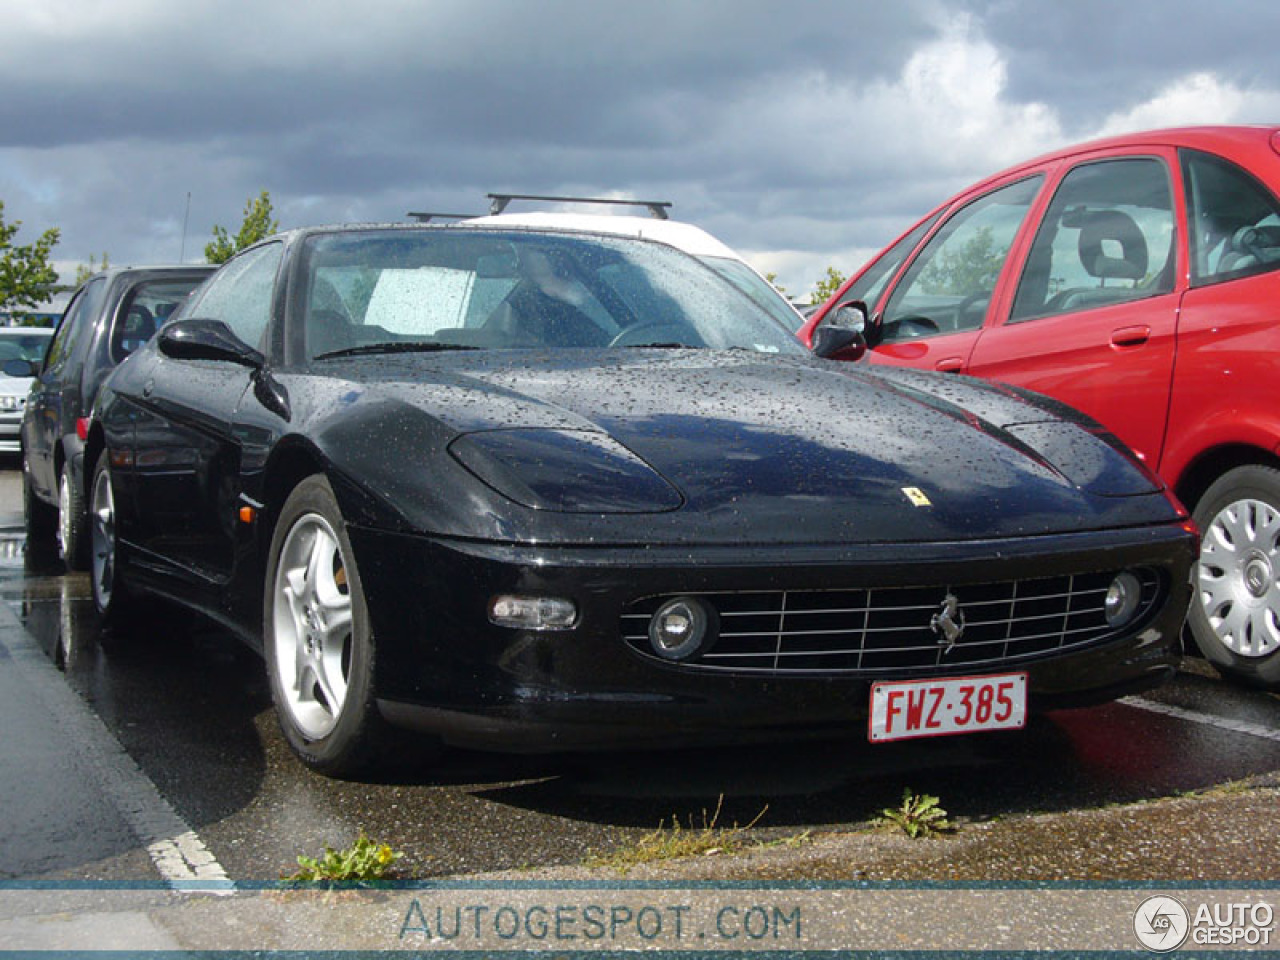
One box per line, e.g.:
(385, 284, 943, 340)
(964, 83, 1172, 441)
(648, 596, 717, 661)
(1105, 572, 1143, 628)
(488, 595, 577, 631)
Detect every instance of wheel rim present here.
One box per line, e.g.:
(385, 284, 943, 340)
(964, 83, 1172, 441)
(57, 471, 71, 560)
(90, 466, 116, 609)
(1198, 496, 1280, 658)
(271, 512, 354, 739)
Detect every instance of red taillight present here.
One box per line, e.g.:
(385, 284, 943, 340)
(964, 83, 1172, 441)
(1270, 129, 1280, 158)
(75, 417, 90, 441)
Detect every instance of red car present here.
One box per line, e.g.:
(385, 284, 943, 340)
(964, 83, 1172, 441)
(803, 125, 1280, 689)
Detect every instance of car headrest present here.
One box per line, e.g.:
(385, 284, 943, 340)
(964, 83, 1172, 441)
(1078, 210, 1147, 281)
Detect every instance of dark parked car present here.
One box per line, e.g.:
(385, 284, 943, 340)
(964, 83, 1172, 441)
(802, 125, 1280, 688)
(88, 223, 1196, 776)
(20, 265, 214, 569)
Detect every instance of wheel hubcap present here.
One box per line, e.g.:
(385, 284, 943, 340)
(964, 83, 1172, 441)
(1198, 497, 1280, 658)
(272, 514, 353, 739)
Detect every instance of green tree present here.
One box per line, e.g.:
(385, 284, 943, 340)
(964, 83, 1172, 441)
(205, 190, 279, 264)
(0, 201, 61, 320)
(73, 252, 110, 286)
(810, 266, 847, 305)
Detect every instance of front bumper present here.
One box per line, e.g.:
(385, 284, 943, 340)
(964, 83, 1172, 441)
(351, 524, 1196, 753)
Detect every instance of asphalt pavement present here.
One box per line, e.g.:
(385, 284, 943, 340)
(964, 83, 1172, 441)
(1, 467, 1279, 952)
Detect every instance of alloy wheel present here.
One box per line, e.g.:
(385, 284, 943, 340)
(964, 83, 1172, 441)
(271, 512, 354, 739)
(90, 465, 116, 609)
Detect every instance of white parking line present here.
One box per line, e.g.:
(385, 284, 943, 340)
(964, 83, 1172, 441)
(0, 599, 232, 893)
(1119, 695, 1280, 743)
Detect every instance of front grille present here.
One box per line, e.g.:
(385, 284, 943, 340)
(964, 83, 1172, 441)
(620, 569, 1162, 675)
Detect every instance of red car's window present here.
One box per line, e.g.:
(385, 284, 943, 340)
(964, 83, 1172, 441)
(842, 211, 942, 311)
(1009, 158, 1175, 323)
(879, 176, 1042, 344)
(1182, 148, 1280, 287)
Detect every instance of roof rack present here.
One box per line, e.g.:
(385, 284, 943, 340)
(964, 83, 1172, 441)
(486, 193, 672, 220)
(405, 211, 477, 223)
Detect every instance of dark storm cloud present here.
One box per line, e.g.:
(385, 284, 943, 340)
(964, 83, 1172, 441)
(2, 0, 1279, 295)
(968, 0, 1280, 131)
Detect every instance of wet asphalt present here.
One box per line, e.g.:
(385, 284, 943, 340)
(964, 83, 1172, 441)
(0, 463, 1278, 892)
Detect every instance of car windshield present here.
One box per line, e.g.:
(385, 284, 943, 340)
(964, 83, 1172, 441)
(300, 229, 807, 360)
(698, 255, 803, 332)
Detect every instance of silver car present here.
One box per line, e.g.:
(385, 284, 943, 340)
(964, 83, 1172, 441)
(0, 327, 52, 453)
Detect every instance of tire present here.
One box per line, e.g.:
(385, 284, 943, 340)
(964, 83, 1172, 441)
(58, 459, 90, 571)
(89, 449, 140, 630)
(1189, 464, 1280, 688)
(265, 475, 386, 777)
(23, 450, 56, 546)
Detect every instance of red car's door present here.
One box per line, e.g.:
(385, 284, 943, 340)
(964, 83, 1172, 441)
(966, 152, 1182, 465)
(867, 175, 1046, 373)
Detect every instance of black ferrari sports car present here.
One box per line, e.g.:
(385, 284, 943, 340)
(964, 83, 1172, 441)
(87, 223, 1197, 776)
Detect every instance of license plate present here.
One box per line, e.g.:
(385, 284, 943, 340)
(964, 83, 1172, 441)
(869, 673, 1027, 742)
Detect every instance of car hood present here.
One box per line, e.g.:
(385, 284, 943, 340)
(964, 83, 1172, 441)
(310, 350, 1179, 545)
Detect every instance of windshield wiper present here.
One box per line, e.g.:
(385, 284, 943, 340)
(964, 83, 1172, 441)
(315, 342, 481, 359)
(618, 342, 699, 350)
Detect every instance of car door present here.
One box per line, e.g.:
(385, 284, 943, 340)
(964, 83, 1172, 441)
(966, 152, 1181, 465)
(25, 276, 107, 500)
(868, 175, 1045, 372)
(126, 243, 283, 584)
(1159, 147, 1280, 481)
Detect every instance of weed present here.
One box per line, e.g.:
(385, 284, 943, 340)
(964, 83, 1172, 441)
(880, 788, 953, 839)
(283, 830, 403, 886)
(587, 795, 782, 872)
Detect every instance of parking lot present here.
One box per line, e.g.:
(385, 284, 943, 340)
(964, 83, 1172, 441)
(0, 465, 1277, 887)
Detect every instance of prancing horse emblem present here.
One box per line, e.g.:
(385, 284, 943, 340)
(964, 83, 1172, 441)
(930, 593, 966, 651)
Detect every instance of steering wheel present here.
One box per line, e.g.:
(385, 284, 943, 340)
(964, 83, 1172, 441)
(608, 322, 691, 348)
(883, 314, 940, 340)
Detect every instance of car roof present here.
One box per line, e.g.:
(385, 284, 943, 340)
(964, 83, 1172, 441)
(950, 125, 1280, 201)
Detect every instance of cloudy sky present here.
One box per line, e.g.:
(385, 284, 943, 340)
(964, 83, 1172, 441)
(2, 0, 1279, 300)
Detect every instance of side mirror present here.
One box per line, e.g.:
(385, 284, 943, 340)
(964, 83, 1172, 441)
(1, 358, 37, 378)
(812, 325, 866, 361)
(830, 300, 869, 336)
(812, 300, 870, 361)
(158, 318, 264, 369)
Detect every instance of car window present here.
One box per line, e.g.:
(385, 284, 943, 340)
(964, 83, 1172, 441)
(110, 277, 209, 363)
(880, 177, 1042, 343)
(843, 211, 943, 310)
(301, 230, 805, 358)
(1182, 148, 1280, 286)
(698, 256, 802, 332)
(1010, 158, 1175, 323)
(44, 276, 106, 375)
(187, 243, 283, 350)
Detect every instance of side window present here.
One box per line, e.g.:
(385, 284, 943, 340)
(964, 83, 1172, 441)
(881, 177, 1042, 343)
(187, 243, 283, 349)
(110, 277, 208, 363)
(44, 276, 106, 374)
(1011, 158, 1175, 322)
(844, 211, 943, 309)
(1182, 149, 1280, 286)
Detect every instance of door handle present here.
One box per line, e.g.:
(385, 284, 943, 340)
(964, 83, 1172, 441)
(934, 357, 964, 373)
(1110, 325, 1150, 347)
(143, 379, 155, 397)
